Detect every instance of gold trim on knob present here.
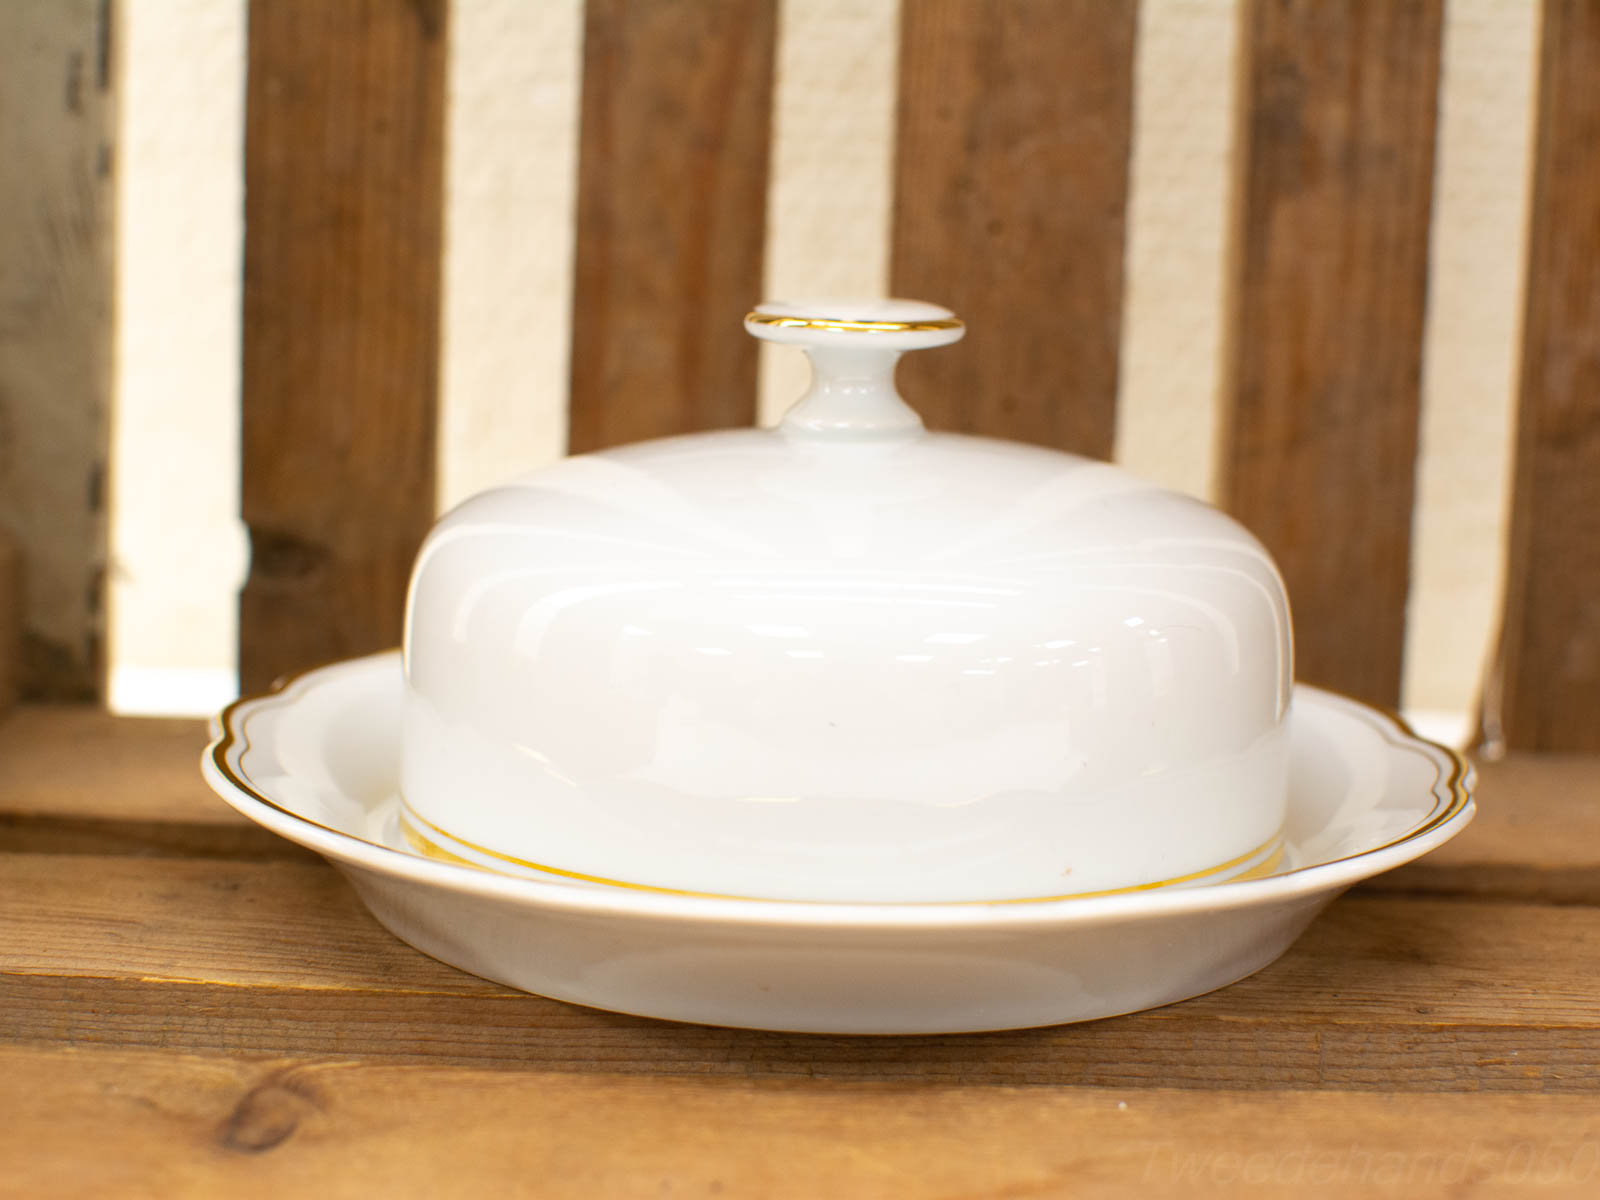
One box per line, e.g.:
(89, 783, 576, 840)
(745, 311, 965, 335)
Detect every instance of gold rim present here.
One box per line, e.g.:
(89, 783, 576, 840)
(398, 799, 1286, 905)
(206, 653, 1473, 908)
(745, 311, 964, 334)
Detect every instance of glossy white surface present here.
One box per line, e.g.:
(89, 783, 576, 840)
(202, 653, 1474, 1034)
(402, 302, 1294, 901)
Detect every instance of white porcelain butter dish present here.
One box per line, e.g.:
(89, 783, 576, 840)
(400, 300, 1293, 903)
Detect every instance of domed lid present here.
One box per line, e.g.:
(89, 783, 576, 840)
(401, 300, 1292, 902)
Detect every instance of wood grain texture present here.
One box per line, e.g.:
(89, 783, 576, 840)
(7, 1049, 1600, 1200)
(5, 850, 1600, 1091)
(0, 0, 113, 701)
(567, 0, 776, 453)
(1220, 0, 1443, 707)
(891, 0, 1137, 455)
(0, 709, 225, 824)
(0, 706, 305, 859)
(1371, 753, 1600, 905)
(0, 707, 312, 857)
(1490, 0, 1600, 751)
(0, 530, 19, 716)
(239, 0, 446, 693)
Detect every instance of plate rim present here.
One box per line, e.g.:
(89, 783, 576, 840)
(201, 650, 1474, 932)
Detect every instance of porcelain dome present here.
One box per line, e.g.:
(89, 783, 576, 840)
(400, 300, 1293, 902)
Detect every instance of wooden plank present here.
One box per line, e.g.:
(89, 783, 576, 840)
(0, 0, 113, 701)
(5, 852, 1600, 1090)
(1373, 753, 1600, 905)
(566, 0, 776, 453)
(1490, 0, 1600, 751)
(1220, 0, 1444, 708)
(0, 709, 233, 826)
(890, 0, 1137, 456)
(238, 0, 446, 693)
(0, 530, 19, 717)
(0, 707, 300, 858)
(0, 814, 313, 863)
(6, 1048, 1600, 1199)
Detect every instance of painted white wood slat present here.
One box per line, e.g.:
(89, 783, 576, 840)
(1402, 0, 1541, 730)
(0, 0, 115, 702)
(107, 0, 248, 715)
(1114, 0, 1239, 503)
(436, 0, 584, 512)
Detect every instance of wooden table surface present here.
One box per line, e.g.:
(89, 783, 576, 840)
(3, 707, 1598, 1198)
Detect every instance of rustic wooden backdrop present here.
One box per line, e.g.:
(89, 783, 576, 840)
(0, 0, 1595, 752)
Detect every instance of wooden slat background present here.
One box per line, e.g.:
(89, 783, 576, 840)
(1493, 0, 1600, 753)
(1, 0, 1594, 750)
(1220, 0, 1444, 710)
(891, 0, 1138, 457)
(238, 0, 447, 693)
(567, 0, 776, 453)
(0, 530, 19, 717)
(0, 0, 113, 703)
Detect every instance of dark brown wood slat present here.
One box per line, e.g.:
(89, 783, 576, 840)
(1220, 0, 1443, 708)
(0, 0, 113, 701)
(239, 0, 446, 693)
(567, 0, 777, 453)
(1491, 0, 1600, 752)
(0, 530, 18, 716)
(890, 0, 1137, 456)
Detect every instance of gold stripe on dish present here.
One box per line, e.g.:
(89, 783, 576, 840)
(398, 799, 1285, 906)
(745, 311, 964, 335)
(207, 652, 1472, 909)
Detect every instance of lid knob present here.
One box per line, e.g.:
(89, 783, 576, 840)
(745, 299, 964, 439)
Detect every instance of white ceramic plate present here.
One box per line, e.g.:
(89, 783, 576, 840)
(202, 652, 1472, 1034)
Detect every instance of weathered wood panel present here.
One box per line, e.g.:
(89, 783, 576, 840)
(1220, 0, 1443, 707)
(0, 532, 18, 716)
(891, 0, 1138, 456)
(7, 1046, 1600, 1199)
(0, 0, 113, 701)
(1491, 0, 1600, 752)
(238, 0, 446, 692)
(4, 845, 1599, 1091)
(567, 0, 776, 453)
